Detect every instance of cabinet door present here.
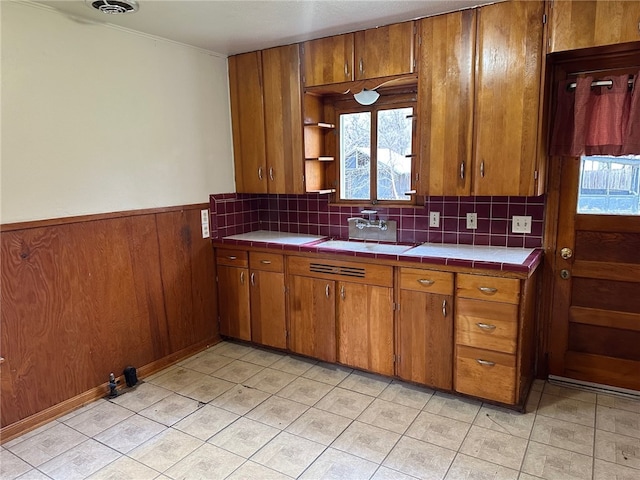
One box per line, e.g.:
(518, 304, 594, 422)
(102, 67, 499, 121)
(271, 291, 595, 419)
(228, 51, 267, 193)
(337, 282, 394, 376)
(289, 275, 336, 362)
(262, 45, 305, 194)
(397, 290, 453, 390)
(355, 22, 415, 80)
(549, 0, 640, 53)
(217, 265, 251, 341)
(417, 10, 475, 196)
(250, 270, 286, 349)
(302, 34, 354, 87)
(473, 0, 543, 196)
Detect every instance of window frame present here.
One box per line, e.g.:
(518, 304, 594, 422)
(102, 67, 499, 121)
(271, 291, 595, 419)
(332, 90, 418, 206)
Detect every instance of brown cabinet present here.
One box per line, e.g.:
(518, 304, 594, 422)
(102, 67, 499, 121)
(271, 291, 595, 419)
(302, 22, 415, 87)
(454, 273, 524, 405)
(229, 45, 305, 194)
(417, 1, 544, 196)
(249, 252, 286, 349)
(548, 0, 640, 53)
(216, 250, 251, 341)
(397, 268, 454, 390)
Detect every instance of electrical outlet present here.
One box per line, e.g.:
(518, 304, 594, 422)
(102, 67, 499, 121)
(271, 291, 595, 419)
(512, 215, 532, 233)
(201, 209, 210, 238)
(466, 212, 477, 230)
(429, 211, 440, 228)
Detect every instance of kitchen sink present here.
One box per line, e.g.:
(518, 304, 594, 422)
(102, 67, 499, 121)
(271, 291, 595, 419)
(316, 240, 413, 255)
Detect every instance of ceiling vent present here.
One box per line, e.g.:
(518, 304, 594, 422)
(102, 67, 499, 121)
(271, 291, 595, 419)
(86, 0, 139, 15)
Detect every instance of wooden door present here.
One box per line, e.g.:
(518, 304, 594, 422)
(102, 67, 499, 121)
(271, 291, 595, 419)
(355, 21, 415, 80)
(336, 282, 394, 376)
(262, 45, 305, 194)
(417, 10, 475, 196)
(217, 265, 251, 341)
(228, 51, 267, 193)
(549, 157, 640, 391)
(473, 0, 543, 196)
(397, 290, 453, 390)
(302, 34, 354, 87)
(250, 270, 286, 349)
(549, 0, 640, 53)
(288, 275, 336, 362)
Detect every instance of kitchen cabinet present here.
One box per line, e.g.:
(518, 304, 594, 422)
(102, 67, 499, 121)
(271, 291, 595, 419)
(287, 255, 394, 371)
(216, 249, 251, 341)
(417, 2, 544, 196)
(229, 45, 305, 194)
(397, 268, 454, 390)
(454, 272, 537, 406)
(249, 252, 287, 349)
(473, 0, 544, 196)
(302, 22, 415, 87)
(548, 0, 640, 53)
(288, 274, 336, 362)
(416, 9, 475, 196)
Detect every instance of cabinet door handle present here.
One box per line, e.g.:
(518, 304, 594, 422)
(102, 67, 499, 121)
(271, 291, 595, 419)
(460, 162, 465, 179)
(260, 260, 272, 265)
(325, 284, 330, 298)
(476, 322, 496, 331)
(480, 161, 485, 178)
(227, 256, 237, 260)
(250, 272, 256, 286)
(344, 62, 349, 77)
(340, 285, 346, 300)
(478, 286, 497, 294)
(269, 167, 274, 181)
(258, 166, 263, 180)
(476, 359, 495, 367)
(359, 58, 364, 75)
(240, 271, 245, 285)
(442, 299, 447, 317)
(418, 279, 435, 286)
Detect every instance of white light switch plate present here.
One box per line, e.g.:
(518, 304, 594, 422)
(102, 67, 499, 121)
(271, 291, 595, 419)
(466, 212, 477, 230)
(512, 215, 532, 234)
(429, 211, 440, 228)
(201, 209, 210, 238)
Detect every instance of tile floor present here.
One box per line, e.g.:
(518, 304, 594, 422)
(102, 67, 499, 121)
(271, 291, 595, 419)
(2, 341, 639, 480)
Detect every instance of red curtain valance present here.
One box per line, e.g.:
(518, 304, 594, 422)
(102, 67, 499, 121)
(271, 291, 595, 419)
(550, 71, 640, 156)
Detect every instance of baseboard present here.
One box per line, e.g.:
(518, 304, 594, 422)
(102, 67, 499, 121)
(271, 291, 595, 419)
(0, 337, 221, 445)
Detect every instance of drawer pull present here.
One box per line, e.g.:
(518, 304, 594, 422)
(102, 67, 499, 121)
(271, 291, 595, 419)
(478, 286, 498, 294)
(227, 256, 237, 260)
(476, 322, 497, 331)
(418, 279, 435, 286)
(260, 260, 272, 265)
(476, 359, 495, 367)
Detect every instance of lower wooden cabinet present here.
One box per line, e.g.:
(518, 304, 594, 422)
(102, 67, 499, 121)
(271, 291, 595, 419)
(397, 268, 454, 390)
(249, 252, 286, 349)
(288, 275, 336, 362)
(216, 263, 251, 341)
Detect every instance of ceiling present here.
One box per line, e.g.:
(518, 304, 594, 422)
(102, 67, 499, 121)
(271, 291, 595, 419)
(33, 0, 499, 56)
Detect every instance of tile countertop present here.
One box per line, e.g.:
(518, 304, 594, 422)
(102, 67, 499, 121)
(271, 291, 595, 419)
(215, 231, 542, 274)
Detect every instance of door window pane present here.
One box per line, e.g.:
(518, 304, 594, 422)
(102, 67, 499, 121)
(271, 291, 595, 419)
(377, 107, 413, 201)
(340, 112, 371, 200)
(578, 155, 640, 215)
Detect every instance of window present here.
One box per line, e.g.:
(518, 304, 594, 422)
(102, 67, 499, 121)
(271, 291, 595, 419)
(578, 155, 640, 215)
(338, 99, 415, 203)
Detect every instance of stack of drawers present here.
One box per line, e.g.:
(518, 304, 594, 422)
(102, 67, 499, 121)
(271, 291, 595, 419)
(454, 273, 521, 404)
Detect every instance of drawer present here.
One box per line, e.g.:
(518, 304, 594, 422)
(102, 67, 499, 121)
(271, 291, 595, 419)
(216, 249, 248, 267)
(250, 252, 284, 272)
(455, 345, 516, 404)
(456, 273, 520, 304)
(287, 256, 393, 287)
(399, 268, 453, 295)
(455, 298, 518, 353)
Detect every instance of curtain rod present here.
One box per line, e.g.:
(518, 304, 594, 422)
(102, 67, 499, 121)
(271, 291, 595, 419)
(567, 78, 635, 90)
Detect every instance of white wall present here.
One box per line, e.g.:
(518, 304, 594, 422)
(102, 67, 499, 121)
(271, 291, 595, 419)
(1, 1, 235, 223)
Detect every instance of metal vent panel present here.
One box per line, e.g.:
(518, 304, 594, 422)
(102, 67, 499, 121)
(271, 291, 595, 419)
(309, 262, 366, 278)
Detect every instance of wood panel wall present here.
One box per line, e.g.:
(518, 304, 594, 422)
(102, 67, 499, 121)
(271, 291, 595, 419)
(0, 204, 219, 435)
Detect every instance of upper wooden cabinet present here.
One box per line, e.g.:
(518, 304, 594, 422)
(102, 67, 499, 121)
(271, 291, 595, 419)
(302, 22, 415, 87)
(229, 45, 305, 194)
(473, 0, 544, 196)
(417, 10, 475, 196)
(548, 0, 640, 53)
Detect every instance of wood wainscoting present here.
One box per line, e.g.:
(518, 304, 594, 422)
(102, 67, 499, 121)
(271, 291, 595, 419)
(0, 204, 219, 441)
